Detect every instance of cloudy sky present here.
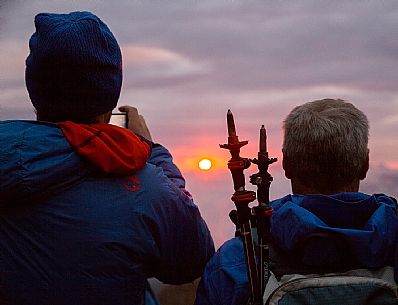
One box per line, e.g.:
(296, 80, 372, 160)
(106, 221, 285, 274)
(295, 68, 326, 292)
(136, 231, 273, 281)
(1, 0, 398, 247)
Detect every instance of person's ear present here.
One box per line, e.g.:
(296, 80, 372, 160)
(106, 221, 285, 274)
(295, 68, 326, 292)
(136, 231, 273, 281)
(104, 111, 112, 124)
(96, 111, 112, 124)
(359, 149, 369, 180)
(282, 152, 294, 179)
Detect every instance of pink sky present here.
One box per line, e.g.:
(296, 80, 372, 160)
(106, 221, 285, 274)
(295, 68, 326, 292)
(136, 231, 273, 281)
(1, 1, 398, 248)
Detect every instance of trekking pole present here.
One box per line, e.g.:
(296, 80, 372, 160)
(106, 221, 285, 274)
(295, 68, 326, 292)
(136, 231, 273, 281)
(220, 110, 262, 305)
(250, 125, 277, 296)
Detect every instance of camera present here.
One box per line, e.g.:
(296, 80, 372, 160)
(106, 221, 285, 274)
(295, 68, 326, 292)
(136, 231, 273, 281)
(109, 113, 127, 128)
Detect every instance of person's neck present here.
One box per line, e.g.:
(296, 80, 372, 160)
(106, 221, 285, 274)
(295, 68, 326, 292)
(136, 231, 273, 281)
(36, 111, 112, 124)
(291, 179, 360, 195)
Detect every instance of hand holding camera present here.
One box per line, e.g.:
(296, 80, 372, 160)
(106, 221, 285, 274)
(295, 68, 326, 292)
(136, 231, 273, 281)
(116, 105, 152, 141)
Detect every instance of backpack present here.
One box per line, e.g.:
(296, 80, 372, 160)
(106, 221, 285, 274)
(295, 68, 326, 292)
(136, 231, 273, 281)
(263, 266, 398, 305)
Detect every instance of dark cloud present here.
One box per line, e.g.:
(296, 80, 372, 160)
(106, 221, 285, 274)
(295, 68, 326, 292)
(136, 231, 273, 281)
(0, 105, 35, 120)
(108, 1, 398, 93)
(0, 0, 17, 39)
(1, 0, 398, 190)
(3, 2, 398, 98)
(361, 164, 398, 198)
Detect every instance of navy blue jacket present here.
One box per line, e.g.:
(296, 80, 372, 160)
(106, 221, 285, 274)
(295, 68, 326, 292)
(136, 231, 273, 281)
(0, 120, 214, 305)
(195, 193, 398, 305)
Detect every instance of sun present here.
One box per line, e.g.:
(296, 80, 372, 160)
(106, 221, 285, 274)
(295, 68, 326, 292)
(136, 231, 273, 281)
(198, 158, 212, 171)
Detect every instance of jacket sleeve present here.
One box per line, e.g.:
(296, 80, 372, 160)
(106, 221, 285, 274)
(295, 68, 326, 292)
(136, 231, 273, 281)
(145, 143, 215, 284)
(195, 237, 251, 305)
(148, 143, 192, 198)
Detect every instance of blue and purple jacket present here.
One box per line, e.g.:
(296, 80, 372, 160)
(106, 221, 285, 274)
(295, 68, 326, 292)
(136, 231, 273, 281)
(195, 193, 398, 305)
(0, 120, 214, 305)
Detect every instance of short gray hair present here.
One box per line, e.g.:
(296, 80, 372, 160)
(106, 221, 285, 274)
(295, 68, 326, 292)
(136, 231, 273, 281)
(282, 99, 369, 191)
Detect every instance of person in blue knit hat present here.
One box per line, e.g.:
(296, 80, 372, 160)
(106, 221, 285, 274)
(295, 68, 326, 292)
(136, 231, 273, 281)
(0, 11, 214, 305)
(25, 11, 123, 123)
(195, 99, 398, 305)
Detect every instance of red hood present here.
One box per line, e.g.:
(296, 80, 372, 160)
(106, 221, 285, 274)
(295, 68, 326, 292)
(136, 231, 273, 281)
(58, 121, 151, 175)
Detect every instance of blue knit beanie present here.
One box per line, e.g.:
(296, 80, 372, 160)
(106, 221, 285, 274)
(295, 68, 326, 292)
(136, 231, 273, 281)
(26, 11, 122, 120)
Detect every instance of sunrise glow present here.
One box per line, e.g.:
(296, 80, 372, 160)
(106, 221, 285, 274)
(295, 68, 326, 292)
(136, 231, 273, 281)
(198, 158, 212, 171)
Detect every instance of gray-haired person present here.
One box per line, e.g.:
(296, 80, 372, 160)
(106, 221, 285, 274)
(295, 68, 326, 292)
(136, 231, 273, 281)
(195, 99, 398, 305)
